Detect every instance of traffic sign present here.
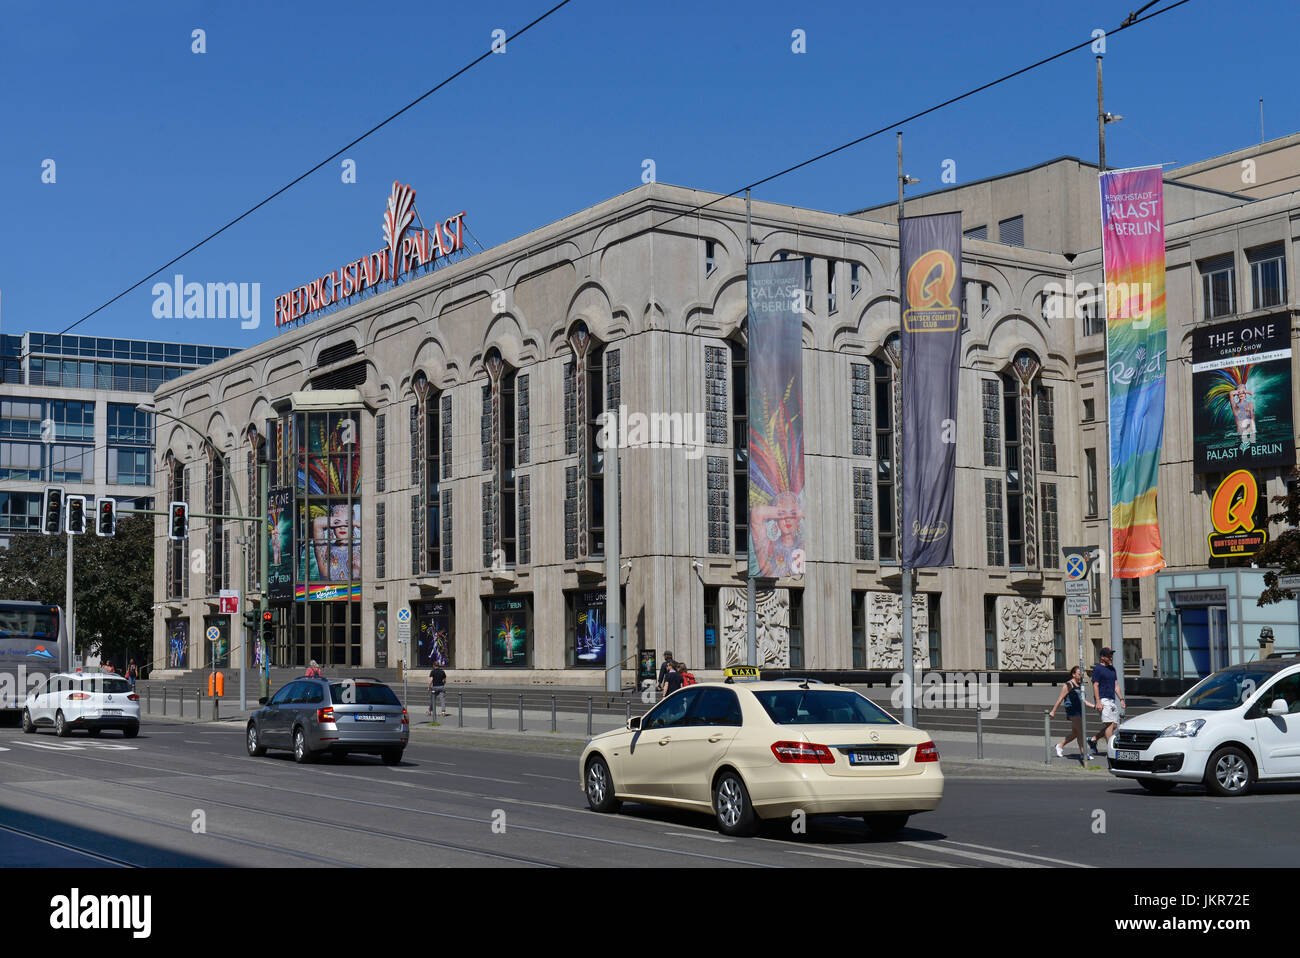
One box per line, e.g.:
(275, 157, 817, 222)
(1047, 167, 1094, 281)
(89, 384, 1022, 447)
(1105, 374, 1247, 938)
(1066, 595, 1090, 616)
(1279, 575, 1300, 590)
(205, 625, 221, 642)
(396, 607, 411, 623)
(1065, 580, 1090, 596)
(1062, 545, 1098, 579)
(219, 590, 240, 614)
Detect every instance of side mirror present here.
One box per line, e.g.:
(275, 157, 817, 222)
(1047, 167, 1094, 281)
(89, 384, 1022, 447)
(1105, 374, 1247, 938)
(627, 715, 642, 731)
(1268, 698, 1289, 717)
(258, 696, 267, 705)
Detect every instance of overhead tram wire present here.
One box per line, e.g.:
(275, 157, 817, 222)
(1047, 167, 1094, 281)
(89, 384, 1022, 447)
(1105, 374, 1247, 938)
(23, 0, 574, 362)
(68, 0, 1194, 443)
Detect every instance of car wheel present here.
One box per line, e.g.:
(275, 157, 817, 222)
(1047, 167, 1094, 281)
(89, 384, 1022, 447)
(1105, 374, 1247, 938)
(21, 709, 35, 734)
(1205, 746, 1254, 797)
(88, 728, 101, 737)
(584, 755, 621, 813)
(55, 710, 69, 737)
(381, 749, 403, 766)
(1138, 778, 1175, 794)
(292, 727, 313, 764)
(122, 724, 139, 739)
(713, 770, 758, 837)
(246, 722, 266, 756)
(863, 813, 910, 837)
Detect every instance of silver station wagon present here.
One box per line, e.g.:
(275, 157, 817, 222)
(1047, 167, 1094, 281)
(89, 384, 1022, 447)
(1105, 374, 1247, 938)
(247, 677, 409, 765)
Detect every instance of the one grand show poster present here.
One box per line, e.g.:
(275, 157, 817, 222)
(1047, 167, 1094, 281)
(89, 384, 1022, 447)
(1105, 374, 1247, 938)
(1192, 315, 1294, 474)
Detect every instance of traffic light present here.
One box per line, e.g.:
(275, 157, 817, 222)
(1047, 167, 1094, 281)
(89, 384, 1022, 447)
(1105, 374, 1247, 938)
(261, 610, 274, 644)
(65, 496, 87, 535)
(242, 610, 258, 631)
(41, 486, 64, 535)
(168, 501, 188, 540)
(95, 497, 117, 537)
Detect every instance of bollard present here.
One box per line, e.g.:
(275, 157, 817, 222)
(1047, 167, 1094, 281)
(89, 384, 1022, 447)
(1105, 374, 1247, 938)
(458, 692, 463, 728)
(487, 693, 493, 730)
(518, 694, 524, 732)
(179, 687, 183, 718)
(195, 691, 201, 720)
(976, 706, 984, 760)
(213, 695, 219, 723)
(162, 686, 167, 716)
(587, 696, 593, 737)
(1044, 710, 1052, 764)
(551, 695, 557, 733)
(146, 685, 151, 715)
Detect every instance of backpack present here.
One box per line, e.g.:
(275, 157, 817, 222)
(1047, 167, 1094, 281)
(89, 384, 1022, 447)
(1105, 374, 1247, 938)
(681, 671, 696, 687)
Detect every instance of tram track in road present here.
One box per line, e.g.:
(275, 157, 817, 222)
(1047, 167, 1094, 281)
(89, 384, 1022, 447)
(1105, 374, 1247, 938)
(0, 820, 137, 868)
(0, 749, 782, 868)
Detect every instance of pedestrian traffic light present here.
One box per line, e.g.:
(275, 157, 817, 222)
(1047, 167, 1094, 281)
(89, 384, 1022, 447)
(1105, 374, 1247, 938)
(65, 496, 87, 535)
(168, 501, 188, 540)
(41, 486, 64, 535)
(95, 497, 117, 536)
(243, 610, 258, 631)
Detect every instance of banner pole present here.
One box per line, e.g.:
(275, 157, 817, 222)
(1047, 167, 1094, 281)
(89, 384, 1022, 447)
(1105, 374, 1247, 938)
(898, 133, 915, 728)
(745, 189, 757, 669)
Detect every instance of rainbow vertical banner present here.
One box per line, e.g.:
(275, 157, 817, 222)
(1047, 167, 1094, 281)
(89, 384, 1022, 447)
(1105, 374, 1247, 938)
(1100, 166, 1167, 577)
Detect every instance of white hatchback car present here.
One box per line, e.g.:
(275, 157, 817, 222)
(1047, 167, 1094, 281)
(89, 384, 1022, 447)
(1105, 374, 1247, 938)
(1108, 656, 1300, 796)
(22, 672, 140, 738)
(579, 681, 943, 836)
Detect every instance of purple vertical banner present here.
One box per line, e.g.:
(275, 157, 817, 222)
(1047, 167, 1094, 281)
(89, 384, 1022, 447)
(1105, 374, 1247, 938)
(747, 260, 806, 578)
(900, 212, 962, 567)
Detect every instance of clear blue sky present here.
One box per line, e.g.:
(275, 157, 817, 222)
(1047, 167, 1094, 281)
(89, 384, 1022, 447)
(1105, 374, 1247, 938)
(1, 0, 1294, 350)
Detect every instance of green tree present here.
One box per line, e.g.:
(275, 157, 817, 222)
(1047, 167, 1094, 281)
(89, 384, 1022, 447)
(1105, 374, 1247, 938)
(0, 515, 154, 666)
(1254, 470, 1300, 606)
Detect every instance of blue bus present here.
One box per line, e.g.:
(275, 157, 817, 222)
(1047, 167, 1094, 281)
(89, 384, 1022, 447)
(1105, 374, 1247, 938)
(0, 601, 67, 713)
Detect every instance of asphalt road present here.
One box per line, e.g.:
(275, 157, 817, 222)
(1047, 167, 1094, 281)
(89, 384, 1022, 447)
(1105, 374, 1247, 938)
(0, 718, 1296, 868)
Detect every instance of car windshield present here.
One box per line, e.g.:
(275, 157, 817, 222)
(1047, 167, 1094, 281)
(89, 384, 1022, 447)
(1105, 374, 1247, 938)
(329, 682, 401, 706)
(1171, 669, 1276, 711)
(753, 688, 897, 725)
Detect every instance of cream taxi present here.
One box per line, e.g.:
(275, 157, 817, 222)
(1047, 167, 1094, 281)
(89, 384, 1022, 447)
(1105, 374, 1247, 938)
(579, 678, 943, 836)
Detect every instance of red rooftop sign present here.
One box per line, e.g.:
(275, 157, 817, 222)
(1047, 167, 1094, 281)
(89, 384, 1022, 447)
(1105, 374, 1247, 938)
(275, 181, 467, 328)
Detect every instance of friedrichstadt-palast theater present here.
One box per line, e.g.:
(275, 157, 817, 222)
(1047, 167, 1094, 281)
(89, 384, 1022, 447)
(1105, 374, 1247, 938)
(151, 133, 1300, 685)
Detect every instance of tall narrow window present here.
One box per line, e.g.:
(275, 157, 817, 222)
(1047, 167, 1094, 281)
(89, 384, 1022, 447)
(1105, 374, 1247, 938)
(731, 338, 748, 556)
(803, 257, 813, 311)
(207, 449, 225, 595)
(827, 259, 837, 314)
(586, 347, 605, 558)
(985, 478, 1004, 566)
(425, 388, 442, 572)
(850, 362, 870, 457)
(1085, 448, 1098, 517)
(874, 356, 896, 561)
(704, 587, 720, 670)
(788, 590, 803, 669)
(928, 593, 942, 669)
(851, 591, 866, 668)
(1200, 254, 1236, 319)
(500, 369, 517, 565)
(705, 240, 717, 276)
(984, 595, 998, 669)
(850, 263, 861, 298)
(1040, 482, 1059, 569)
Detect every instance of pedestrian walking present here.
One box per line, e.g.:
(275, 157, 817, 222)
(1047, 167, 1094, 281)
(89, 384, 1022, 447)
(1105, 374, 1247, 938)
(126, 659, 139, 689)
(304, 659, 324, 679)
(1086, 648, 1125, 758)
(428, 664, 448, 717)
(678, 661, 696, 687)
(657, 650, 675, 697)
(662, 660, 683, 696)
(1049, 666, 1094, 763)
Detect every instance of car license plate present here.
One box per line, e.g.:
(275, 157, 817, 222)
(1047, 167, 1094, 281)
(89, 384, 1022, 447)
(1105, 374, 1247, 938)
(1116, 749, 1140, 762)
(101, 708, 122, 714)
(354, 714, 385, 722)
(849, 750, 898, 765)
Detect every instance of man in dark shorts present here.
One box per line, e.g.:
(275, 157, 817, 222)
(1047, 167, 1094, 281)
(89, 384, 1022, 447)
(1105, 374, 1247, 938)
(656, 651, 675, 697)
(428, 665, 448, 716)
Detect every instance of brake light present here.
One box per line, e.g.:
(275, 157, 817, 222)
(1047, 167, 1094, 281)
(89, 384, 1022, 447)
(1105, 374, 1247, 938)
(67, 692, 91, 701)
(915, 741, 939, 763)
(771, 741, 835, 764)
(317, 707, 335, 724)
(400, 708, 409, 726)
(127, 693, 139, 701)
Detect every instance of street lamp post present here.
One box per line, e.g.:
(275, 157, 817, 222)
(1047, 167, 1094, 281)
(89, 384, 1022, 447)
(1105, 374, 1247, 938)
(140, 403, 256, 712)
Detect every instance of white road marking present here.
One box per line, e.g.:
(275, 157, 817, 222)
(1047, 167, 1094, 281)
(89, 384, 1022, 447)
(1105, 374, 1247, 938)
(897, 840, 1047, 867)
(663, 832, 733, 843)
(8, 741, 137, 752)
(787, 849, 908, 867)
(523, 773, 574, 782)
(939, 839, 1093, 868)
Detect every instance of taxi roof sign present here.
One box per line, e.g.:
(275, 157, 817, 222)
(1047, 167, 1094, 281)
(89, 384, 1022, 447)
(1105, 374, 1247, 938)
(723, 666, 761, 682)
